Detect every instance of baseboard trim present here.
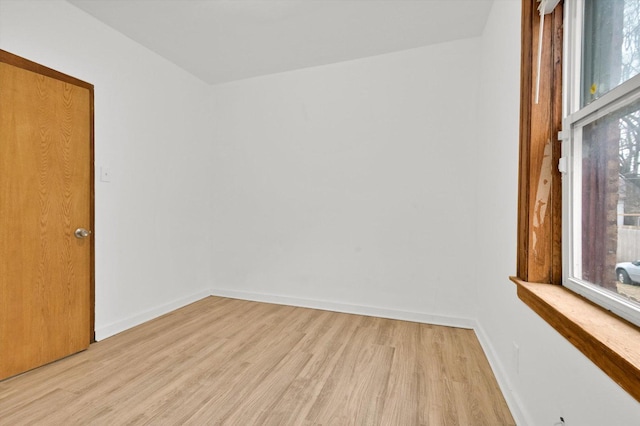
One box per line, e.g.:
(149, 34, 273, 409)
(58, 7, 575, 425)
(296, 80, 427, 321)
(211, 287, 528, 425)
(95, 289, 211, 341)
(96, 286, 528, 424)
(210, 287, 475, 329)
(474, 322, 532, 426)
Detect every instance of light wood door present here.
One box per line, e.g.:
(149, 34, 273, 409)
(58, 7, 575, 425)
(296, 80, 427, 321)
(0, 51, 94, 380)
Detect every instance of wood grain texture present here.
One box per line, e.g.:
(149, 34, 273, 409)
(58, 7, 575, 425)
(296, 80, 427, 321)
(0, 58, 92, 380)
(517, 0, 534, 283)
(511, 277, 640, 403)
(0, 297, 515, 425)
(0, 50, 93, 91)
(517, 0, 564, 284)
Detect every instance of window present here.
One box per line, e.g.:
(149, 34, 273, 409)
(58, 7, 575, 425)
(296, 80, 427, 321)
(563, 0, 640, 327)
(515, 0, 640, 403)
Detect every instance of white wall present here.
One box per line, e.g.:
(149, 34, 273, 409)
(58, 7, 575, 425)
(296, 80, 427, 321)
(2, 0, 639, 423)
(208, 39, 480, 324)
(209, 1, 640, 423)
(0, 0, 213, 339)
(476, 1, 640, 425)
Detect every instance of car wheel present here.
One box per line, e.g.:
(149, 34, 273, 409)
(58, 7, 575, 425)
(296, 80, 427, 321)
(617, 269, 632, 284)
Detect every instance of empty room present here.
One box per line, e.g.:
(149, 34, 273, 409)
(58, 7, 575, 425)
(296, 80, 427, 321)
(1, 0, 640, 424)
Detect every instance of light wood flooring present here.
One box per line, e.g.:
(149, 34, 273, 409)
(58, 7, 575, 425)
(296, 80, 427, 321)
(0, 296, 515, 425)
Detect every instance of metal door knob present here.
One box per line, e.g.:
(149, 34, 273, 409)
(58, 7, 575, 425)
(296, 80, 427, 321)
(74, 228, 91, 239)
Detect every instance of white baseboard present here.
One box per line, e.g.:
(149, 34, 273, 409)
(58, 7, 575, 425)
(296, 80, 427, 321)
(474, 322, 532, 426)
(210, 287, 475, 329)
(211, 287, 529, 425)
(95, 289, 211, 341)
(95, 286, 528, 425)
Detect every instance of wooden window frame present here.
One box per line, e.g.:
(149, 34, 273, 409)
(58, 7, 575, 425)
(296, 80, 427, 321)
(513, 0, 640, 402)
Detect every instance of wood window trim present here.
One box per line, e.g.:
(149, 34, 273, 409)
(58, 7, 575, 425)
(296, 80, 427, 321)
(516, 0, 640, 402)
(510, 277, 640, 402)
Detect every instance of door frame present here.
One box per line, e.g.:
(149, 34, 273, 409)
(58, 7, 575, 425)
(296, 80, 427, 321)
(0, 49, 95, 342)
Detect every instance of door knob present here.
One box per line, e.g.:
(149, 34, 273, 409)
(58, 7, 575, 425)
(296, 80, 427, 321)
(74, 228, 91, 239)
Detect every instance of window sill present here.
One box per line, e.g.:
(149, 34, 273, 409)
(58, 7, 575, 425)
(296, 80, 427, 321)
(510, 277, 640, 402)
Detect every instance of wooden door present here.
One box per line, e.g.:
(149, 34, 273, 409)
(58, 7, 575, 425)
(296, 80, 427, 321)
(0, 50, 94, 380)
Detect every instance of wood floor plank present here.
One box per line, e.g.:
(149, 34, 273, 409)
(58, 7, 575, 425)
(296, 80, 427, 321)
(379, 320, 420, 426)
(253, 312, 362, 425)
(0, 296, 515, 425)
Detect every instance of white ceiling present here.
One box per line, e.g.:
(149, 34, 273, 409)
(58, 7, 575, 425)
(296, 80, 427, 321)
(67, 0, 493, 85)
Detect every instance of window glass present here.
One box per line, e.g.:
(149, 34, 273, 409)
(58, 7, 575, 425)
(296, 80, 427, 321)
(582, 0, 640, 106)
(576, 98, 640, 311)
(564, 0, 640, 326)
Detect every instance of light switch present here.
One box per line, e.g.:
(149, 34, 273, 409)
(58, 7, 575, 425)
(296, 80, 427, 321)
(100, 166, 111, 182)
